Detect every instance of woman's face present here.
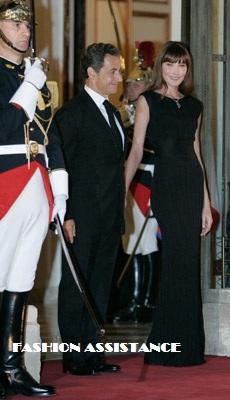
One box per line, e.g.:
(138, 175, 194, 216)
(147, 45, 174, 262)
(162, 61, 187, 89)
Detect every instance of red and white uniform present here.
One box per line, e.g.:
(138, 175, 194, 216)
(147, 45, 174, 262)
(0, 57, 67, 291)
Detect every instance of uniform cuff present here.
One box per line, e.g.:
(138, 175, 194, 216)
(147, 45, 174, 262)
(9, 81, 39, 121)
(49, 169, 68, 199)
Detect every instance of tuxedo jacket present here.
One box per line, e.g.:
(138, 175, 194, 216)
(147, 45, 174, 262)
(53, 89, 127, 235)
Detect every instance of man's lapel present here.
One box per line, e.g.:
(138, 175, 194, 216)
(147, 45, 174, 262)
(83, 90, 125, 155)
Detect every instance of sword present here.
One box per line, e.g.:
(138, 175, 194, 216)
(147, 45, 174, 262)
(29, 0, 49, 71)
(30, 0, 36, 56)
(54, 215, 105, 337)
(117, 207, 150, 288)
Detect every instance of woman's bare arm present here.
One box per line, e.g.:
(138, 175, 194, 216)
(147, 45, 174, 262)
(193, 115, 213, 235)
(125, 95, 150, 192)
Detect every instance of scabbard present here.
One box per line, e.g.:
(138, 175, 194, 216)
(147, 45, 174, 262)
(55, 215, 105, 337)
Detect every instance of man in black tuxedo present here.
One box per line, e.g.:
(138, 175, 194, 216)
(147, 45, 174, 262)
(53, 43, 126, 375)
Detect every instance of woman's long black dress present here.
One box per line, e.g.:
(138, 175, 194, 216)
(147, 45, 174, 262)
(143, 91, 205, 366)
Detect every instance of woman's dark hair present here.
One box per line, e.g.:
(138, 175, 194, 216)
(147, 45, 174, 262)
(81, 43, 120, 79)
(152, 41, 193, 95)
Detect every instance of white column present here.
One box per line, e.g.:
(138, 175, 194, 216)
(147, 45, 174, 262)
(170, 0, 182, 41)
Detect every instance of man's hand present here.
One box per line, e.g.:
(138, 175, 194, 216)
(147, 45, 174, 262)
(63, 219, 76, 244)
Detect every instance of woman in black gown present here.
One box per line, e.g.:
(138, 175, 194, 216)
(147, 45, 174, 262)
(125, 41, 213, 366)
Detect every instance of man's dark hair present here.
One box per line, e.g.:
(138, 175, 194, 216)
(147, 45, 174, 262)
(81, 43, 120, 79)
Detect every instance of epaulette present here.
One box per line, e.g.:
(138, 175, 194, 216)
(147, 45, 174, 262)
(0, 57, 24, 71)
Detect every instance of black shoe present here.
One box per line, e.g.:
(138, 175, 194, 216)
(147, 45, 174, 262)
(63, 361, 97, 376)
(94, 363, 121, 373)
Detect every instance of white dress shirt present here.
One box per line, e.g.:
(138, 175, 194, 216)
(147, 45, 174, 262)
(84, 85, 124, 148)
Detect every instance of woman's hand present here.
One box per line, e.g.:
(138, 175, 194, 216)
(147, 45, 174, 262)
(201, 205, 213, 236)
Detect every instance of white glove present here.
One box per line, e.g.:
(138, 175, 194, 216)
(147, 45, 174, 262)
(24, 58, 46, 90)
(9, 58, 47, 121)
(49, 169, 68, 198)
(52, 194, 67, 225)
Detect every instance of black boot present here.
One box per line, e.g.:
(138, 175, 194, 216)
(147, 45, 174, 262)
(0, 291, 55, 397)
(113, 253, 157, 323)
(140, 254, 155, 322)
(113, 255, 143, 323)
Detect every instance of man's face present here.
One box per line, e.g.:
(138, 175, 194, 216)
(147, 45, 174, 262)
(0, 19, 30, 53)
(91, 54, 122, 97)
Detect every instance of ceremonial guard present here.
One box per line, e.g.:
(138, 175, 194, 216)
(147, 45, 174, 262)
(114, 42, 159, 323)
(0, 1, 68, 397)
